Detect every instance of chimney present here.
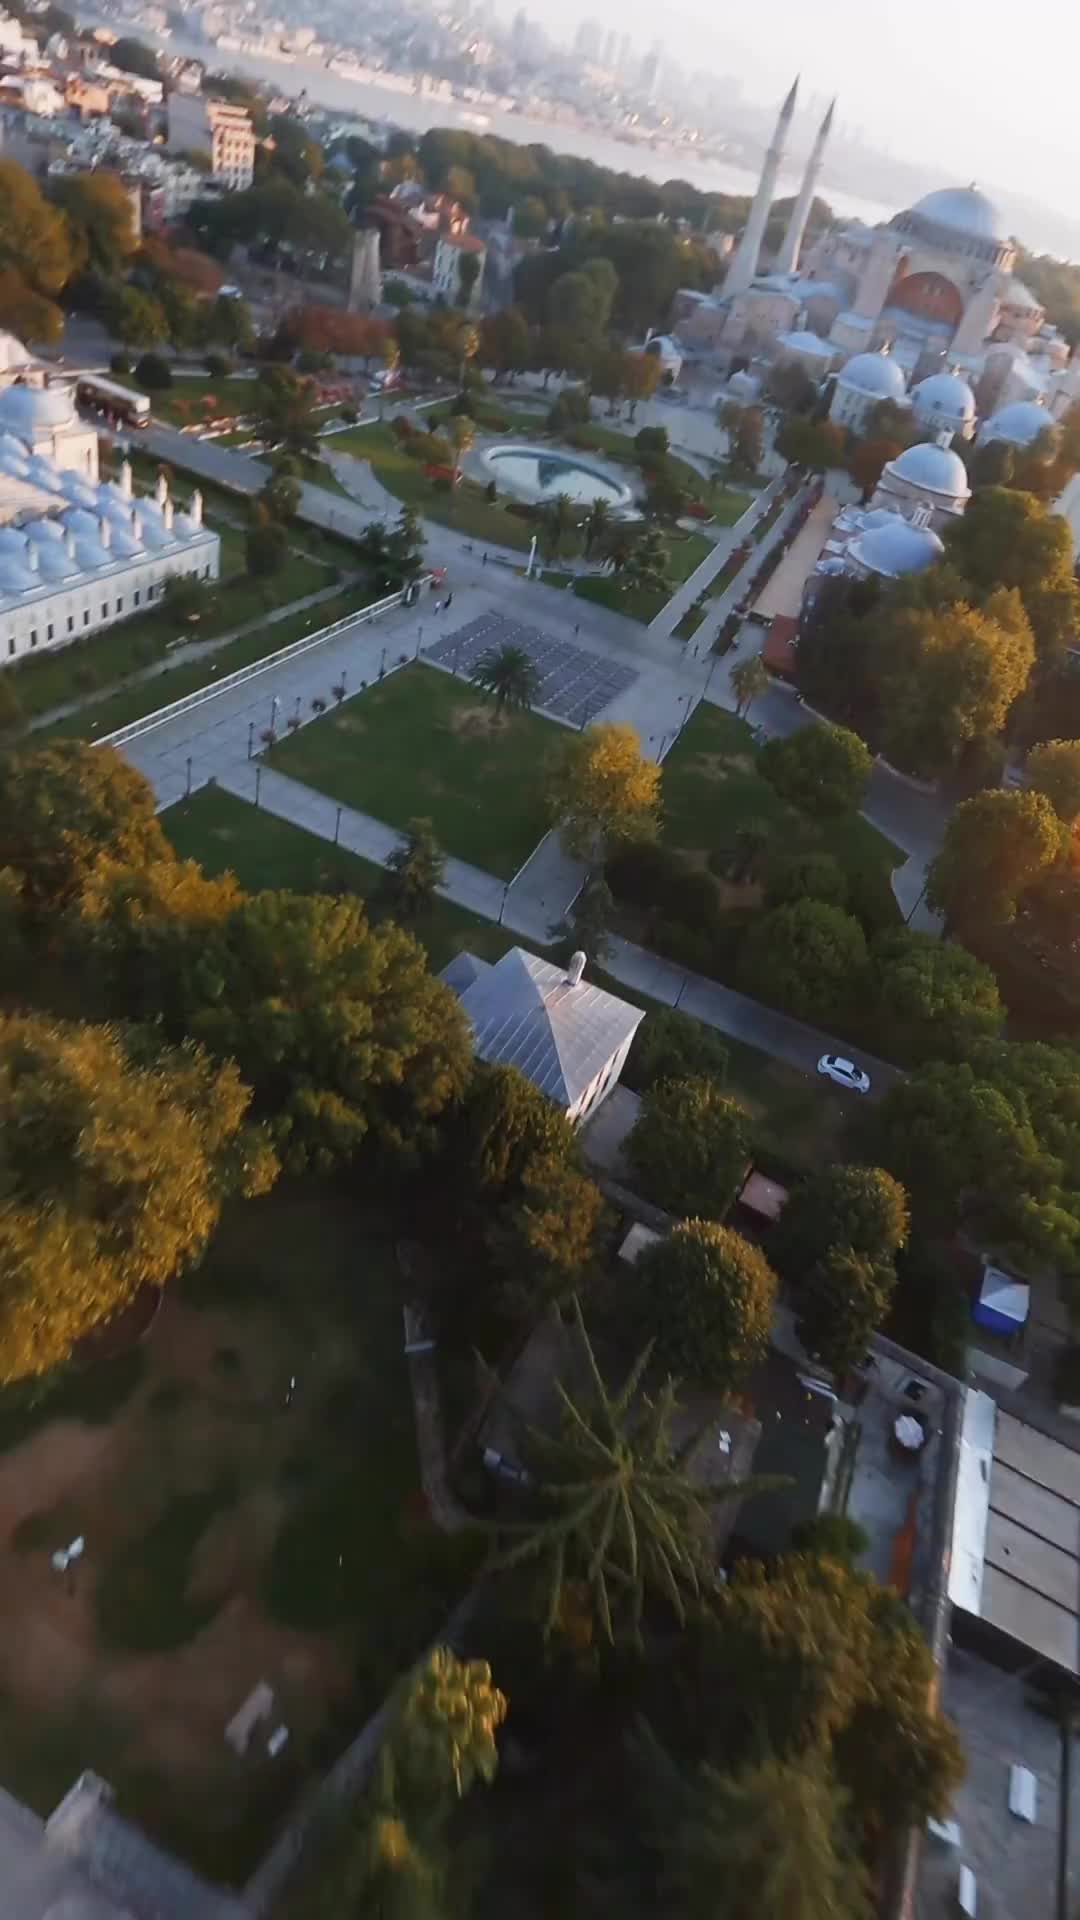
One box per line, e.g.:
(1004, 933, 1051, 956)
(566, 950, 586, 988)
(132, 511, 142, 541)
(155, 471, 168, 506)
(163, 499, 174, 532)
(64, 529, 76, 558)
(119, 458, 133, 497)
(99, 515, 111, 549)
(189, 488, 203, 526)
(26, 541, 39, 572)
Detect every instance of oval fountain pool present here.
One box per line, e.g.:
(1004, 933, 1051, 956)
(482, 443, 634, 511)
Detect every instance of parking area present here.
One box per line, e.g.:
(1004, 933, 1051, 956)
(426, 613, 640, 727)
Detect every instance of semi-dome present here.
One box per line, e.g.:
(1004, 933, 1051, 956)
(850, 517, 944, 579)
(0, 380, 75, 434)
(836, 351, 907, 399)
(887, 440, 971, 499)
(982, 400, 1055, 448)
(911, 371, 976, 428)
(908, 186, 1004, 243)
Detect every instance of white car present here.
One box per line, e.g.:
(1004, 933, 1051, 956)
(817, 1054, 871, 1095)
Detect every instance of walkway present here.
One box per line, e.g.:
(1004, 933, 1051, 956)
(647, 474, 783, 640)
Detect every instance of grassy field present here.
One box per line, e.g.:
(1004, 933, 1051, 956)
(661, 703, 903, 922)
(272, 664, 557, 878)
(147, 374, 262, 428)
(327, 421, 535, 551)
(0, 1179, 473, 1885)
(162, 784, 534, 971)
(573, 529, 713, 624)
(35, 582, 380, 744)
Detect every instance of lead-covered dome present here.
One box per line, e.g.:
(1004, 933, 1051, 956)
(849, 517, 944, 579)
(911, 371, 976, 430)
(908, 186, 1004, 242)
(981, 400, 1055, 448)
(887, 440, 971, 500)
(0, 380, 75, 434)
(836, 351, 907, 400)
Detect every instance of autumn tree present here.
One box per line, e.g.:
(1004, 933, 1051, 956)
(848, 436, 902, 499)
(796, 1247, 895, 1377)
(623, 348, 662, 419)
(382, 818, 445, 921)
(945, 485, 1080, 666)
(0, 265, 62, 343)
(0, 742, 170, 911)
(871, 927, 1004, 1062)
(758, 722, 872, 817)
(254, 364, 320, 456)
(877, 592, 1034, 778)
(0, 159, 72, 336)
(50, 171, 138, 274)
(627, 1076, 750, 1219)
(730, 653, 769, 719)
(738, 900, 868, 1025)
(390, 1648, 507, 1802)
(487, 1152, 609, 1316)
(630, 1219, 777, 1393)
(927, 787, 1067, 931)
(546, 721, 661, 861)
(773, 1164, 909, 1284)
(0, 1013, 276, 1381)
(477, 306, 530, 380)
(1027, 738, 1080, 823)
(729, 405, 764, 478)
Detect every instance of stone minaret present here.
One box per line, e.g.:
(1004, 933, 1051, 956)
(725, 77, 799, 298)
(775, 98, 835, 276)
(347, 228, 383, 312)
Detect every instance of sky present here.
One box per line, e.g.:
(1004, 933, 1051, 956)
(528, 0, 1080, 232)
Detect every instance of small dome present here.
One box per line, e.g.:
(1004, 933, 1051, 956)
(850, 517, 944, 579)
(778, 329, 834, 359)
(983, 400, 1055, 448)
(908, 186, 1004, 243)
(886, 440, 971, 499)
(911, 372, 976, 426)
(1000, 276, 1040, 311)
(0, 379, 75, 434)
(837, 352, 907, 399)
(0, 551, 38, 593)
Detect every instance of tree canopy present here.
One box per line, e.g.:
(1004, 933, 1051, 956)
(627, 1076, 749, 1219)
(0, 742, 170, 911)
(945, 486, 1080, 666)
(927, 787, 1067, 931)
(546, 722, 661, 861)
(738, 899, 868, 1025)
(877, 593, 1034, 778)
(773, 1164, 909, 1285)
(1027, 738, 1080, 824)
(796, 1247, 895, 1378)
(870, 927, 1004, 1063)
(0, 1013, 275, 1381)
(631, 1220, 777, 1393)
(758, 723, 872, 817)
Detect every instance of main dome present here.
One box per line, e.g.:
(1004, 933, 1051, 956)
(908, 186, 1004, 243)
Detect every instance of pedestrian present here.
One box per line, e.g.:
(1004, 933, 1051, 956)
(445, 590, 453, 609)
(482, 551, 488, 566)
(574, 622, 580, 637)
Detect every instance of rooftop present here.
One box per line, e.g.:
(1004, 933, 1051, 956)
(441, 948, 644, 1110)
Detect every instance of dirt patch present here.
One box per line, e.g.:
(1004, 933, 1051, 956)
(712, 875, 763, 910)
(447, 703, 508, 740)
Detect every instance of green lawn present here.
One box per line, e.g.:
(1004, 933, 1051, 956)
(573, 529, 713, 624)
(36, 582, 380, 744)
(661, 703, 903, 923)
(162, 784, 532, 971)
(148, 374, 262, 428)
(272, 664, 557, 878)
(327, 421, 535, 550)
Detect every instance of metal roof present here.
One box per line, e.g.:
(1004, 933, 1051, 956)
(445, 948, 643, 1108)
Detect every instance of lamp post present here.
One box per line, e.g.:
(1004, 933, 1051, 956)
(185, 756, 192, 797)
(247, 719, 254, 758)
(255, 765, 262, 808)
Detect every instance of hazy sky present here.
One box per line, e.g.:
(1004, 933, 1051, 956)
(531, 0, 1080, 224)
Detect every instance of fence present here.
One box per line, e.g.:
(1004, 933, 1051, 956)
(97, 582, 429, 752)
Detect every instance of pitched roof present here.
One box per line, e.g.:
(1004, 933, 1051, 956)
(445, 948, 643, 1108)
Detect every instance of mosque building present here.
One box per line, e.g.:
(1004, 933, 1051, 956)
(0, 333, 219, 668)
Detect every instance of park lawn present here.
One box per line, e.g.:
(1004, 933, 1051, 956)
(326, 422, 534, 551)
(0, 1177, 474, 1886)
(162, 784, 535, 970)
(273, 663, 556, 878)
(661, 702, 903, 919)
(36, 582, 380, 744)
(146, 374, 261, 428)
(573, 529, 713, 625)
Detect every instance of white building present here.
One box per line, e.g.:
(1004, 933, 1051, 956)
(431, 229, 486, 309)
(167, 93, 254, 189)
(0, 345, 219, 668)
(441, 947, 644, 1127)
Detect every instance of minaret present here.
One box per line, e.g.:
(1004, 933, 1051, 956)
(775, 98, 835, 277)
(725, 77, 799, 298)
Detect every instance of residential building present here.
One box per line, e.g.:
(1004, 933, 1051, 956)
(167, 91, 254, 189)
(432, 228, 486, 307)
(441, 947, 644, 1126)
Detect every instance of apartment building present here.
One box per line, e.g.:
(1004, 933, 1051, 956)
(166, 91, 254, 189)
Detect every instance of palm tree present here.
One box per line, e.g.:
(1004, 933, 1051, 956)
(470, 643, 539, 716)
(543, 490, 578, 561)
(730, 651, 770, 719)
(447, 415, 475, 483)
(493, 1300, 770, 1644)
(583, 496, 612, 559)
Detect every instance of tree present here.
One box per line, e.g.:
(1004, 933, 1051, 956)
(110, 34, 160, 77)
(477, 306, 530, 381)
(730, 653, 769, 719)
(495, 1300, 760, 1642)
(0, 1013, 275, 1381)
(257, 459, 301, 526)
(621, 525, 672, 600)
(645, 462, 688, 524)
(387, 504, 424, 580)
(764, 849, 847, 911)
(628, 1077, 749, 1219)
(50, 171, 137, 274)
(758, 723, 872, 817)
(0, 265, 61, 344)
(848, 436, 902, 499)
(0, 742, 170, 911)
(383, 818, 445, 921)
(775, 416, 846, 472)
(107, 285, 167, 350)
(542, 490, 579, 561)
(447, 413, 474, 483)
(583, 496, 612, 558)
(488, 1152, 609, 1315)
(871, 928, 1004, 1062)
(554, 871, 616, 963)
(254, 365, 320, 456)
(631, 1220, 777, 1393)
(796, 1247, 895, 1378)
(470, 643, 539, 715)
(661, 1750, 872, 1920)
(0, 159, 73, 297)
(628, 1009, 728, 1094)
(927, 787, 1067, 931)
(446, 1063, 577, 1201)
(738, 900, 868, 1024)
(623, 349, 661, 420)
(245, 520, 283, 578)
(390, 1648, 506, 1802)
(1027, 738, 1080, 824)
(773, 1164, 909, 1283)
(878, 595, 1035, 779)
(945, 485, 1080, 666)
(546, 722, 661, 861)
(730, 406, 764, 478)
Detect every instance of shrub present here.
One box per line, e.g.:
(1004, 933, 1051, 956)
(109, 351, 132, 375)
(791, 1512, 870, 1563)
(96, 1488, 231, 1651)
(204, 351, 231, 378)
(765, 849, 848, 911)
(135, 352, 172, 391)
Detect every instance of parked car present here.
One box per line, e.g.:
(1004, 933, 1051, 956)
(817, 1054, 871, 1095)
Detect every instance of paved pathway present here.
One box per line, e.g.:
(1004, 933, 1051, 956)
(647, 475, 783, 640)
